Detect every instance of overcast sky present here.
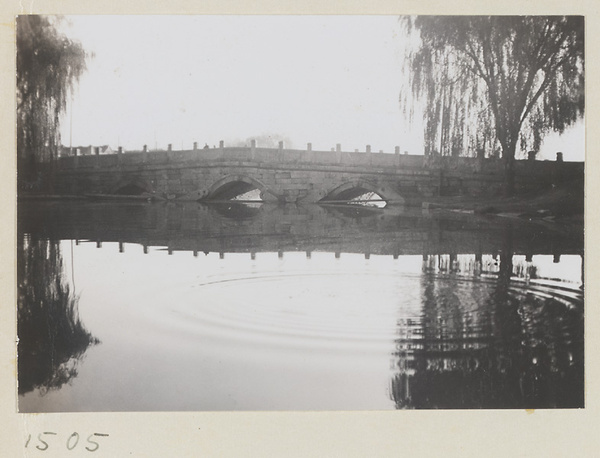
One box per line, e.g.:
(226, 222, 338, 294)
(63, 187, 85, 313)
(58, 16, 584, 161)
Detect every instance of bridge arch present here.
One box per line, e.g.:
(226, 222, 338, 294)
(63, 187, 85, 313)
(110, 178, 153, 196)
(201, 175, 280, 202)
(320, 179, 397, 204)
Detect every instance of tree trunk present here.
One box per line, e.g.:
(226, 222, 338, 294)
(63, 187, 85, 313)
(502, 141, 517, 197)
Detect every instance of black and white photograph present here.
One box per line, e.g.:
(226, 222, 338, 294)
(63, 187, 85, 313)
(15, 14, 585, 415)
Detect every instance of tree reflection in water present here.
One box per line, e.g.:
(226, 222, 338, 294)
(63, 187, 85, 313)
(390, 228, 584, 409)
(17, 235, 99, 396)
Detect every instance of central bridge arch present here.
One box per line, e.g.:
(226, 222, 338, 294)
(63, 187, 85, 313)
(201, 175, 280, 202)
(320, 179, 401, 204)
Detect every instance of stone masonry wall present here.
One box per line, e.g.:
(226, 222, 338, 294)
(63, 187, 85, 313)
(54, 146, 583, 203)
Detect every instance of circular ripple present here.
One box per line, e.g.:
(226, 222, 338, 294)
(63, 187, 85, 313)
(147, 269, 583, 354)
(162, 271, 420, 349)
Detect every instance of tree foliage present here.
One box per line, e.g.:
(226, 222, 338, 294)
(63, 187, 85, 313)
(400, 16, 584, 192)
(17, 15, 88, 186)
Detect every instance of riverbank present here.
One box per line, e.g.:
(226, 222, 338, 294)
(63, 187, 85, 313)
(423, 178, 584, 226)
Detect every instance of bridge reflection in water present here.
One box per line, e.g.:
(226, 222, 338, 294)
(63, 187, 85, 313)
(17, 200, 583, 410)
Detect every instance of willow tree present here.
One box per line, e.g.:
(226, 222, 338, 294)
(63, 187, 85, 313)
(18, 236, 100, 395)
(400, 16, 584, 195)
(17, 15, 88, 190)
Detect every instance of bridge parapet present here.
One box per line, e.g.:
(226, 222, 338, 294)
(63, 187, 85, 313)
(58, 144, 581, 172)
(59, 146, 430, 169)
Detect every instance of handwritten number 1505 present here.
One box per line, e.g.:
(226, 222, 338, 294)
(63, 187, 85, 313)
(25, 432, 109, 452)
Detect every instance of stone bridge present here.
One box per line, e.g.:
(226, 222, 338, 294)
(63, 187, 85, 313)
(55, 142, 583, 204)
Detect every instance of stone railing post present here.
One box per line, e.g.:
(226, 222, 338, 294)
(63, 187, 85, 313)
(335, 143, 342, 163)
(167, 143, 173, 161)
(307, 143, 312, 152)
(395, 146, 400, 155)
(219, 140, 224, 152)
(366, 145, 371, 154)
(553, 152, 564, 185)
(193, 142, 198, 151)
(94, 146, 100, 168)
(142, 144, 148, 163)
(278, 141, 284, 153)
(250, 139, 256, 160)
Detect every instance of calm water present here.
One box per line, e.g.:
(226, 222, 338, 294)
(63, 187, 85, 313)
(17, 201, 584, 411)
